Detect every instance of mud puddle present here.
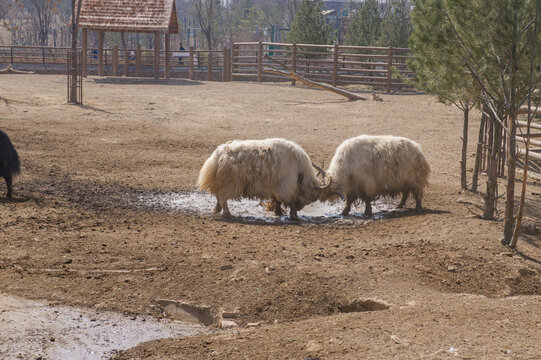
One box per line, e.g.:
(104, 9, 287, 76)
(0, 293, 207, 360)
(139, 191, 400, 224)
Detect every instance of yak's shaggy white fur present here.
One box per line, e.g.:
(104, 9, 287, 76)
(322, 135, 430, 216)
(197, 138, 324, 220)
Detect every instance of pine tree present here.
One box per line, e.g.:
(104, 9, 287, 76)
(285, 0, 332, 45)
(380, 0, 412, 47)
(410, 0, 541, 247)
(345, 0, 381, 47)
(409, 0, 477, 191)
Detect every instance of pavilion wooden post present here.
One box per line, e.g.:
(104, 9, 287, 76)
(154, 33, 160, 79)
(136, 44, 141, 77)
(386, 46, 393, 93)
(332, 44, 339, 87)
(291, 43, 297, 86)
(207, 51, 212, 81)
(81, 28, 87, 77)
(165, 33, 171, 79)
(98, 31, 104, 76)
(258, 41, 263, 82)
(222, 47, 227, 81)
(189, 46, 194, 80)
(112, 45, 119, 76)
(124, 50, 129, 77)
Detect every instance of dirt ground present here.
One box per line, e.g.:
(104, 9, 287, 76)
(0, 75, 540, 359)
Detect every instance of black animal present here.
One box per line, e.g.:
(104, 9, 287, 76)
(0, 130, 20, 198)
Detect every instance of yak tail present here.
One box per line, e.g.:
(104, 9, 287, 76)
(196, 154, 218, 192)
(0, 130, 20, 175)
(418, 154, 431, 189)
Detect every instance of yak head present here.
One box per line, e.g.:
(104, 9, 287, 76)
(310, 162, 345, 203)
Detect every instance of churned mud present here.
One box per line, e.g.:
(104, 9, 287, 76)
(139, 190, 398, 223)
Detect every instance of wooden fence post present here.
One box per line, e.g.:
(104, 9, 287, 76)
(207, 51, 212, 81)
(81, 29, 87, 77)
(154, 32, 160, 80)
(231, 44, 236, 81)
(258, 41, 263, 82)
(386, 46, 393, 93)
(98, 31, 104, 76)
(227, 47, 232, 81)
(292, 43, 297, 86)
(333, 44, 339, 87)
(189, 46, 194, 80)
(112, 45, 118, 76)
(222, 46, 227, 82)
(136, 44, 141, 77)
(10, 46, 13, 64)
(165, 33, 171, 79)
(124, 50, 129, 77)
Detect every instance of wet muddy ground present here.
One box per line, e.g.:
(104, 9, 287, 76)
(0, 75, 540, 359)
(0, 294, 206, 359)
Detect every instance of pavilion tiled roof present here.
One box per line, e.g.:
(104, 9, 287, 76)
(79, 0, 179, 33)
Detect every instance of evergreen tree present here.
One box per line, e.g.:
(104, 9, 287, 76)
(345, 0, 381, 47)
(380, 0, 412, 47)
(285, 0, 332, 45)
(410, 0, 541, 247)
(409, 0, 477, 191)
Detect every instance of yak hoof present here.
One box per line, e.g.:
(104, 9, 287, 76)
(289, 216, 300, 222)
(222, 212, 232, 220)
(341, 209, 350, 216)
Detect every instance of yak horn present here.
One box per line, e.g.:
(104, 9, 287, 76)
(334, 190, 345, 201)
(311, 162, 326, 178)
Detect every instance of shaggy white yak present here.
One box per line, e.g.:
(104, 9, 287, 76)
(197, 138, 340, 220)
(319, 135, 430, 216)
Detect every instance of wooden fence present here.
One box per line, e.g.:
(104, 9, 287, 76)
(0, 42, 412, 90)
(0, 44, 226, 81)
(481, 110, 541, 176)
(232, 42, 412, 92)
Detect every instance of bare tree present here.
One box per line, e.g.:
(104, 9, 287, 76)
(191, 0, 216, 50)
(24, 0, 62, 46)
(68, 0, 82, 104)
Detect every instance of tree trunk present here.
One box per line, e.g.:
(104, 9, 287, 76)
(69, 0, 77, 104)
(483, 116, 501, 220)
(461, 107, 469, 189)
(471, 114, 486, 192)
(502, 111, 518, 245)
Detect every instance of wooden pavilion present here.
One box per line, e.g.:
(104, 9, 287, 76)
(78, 0, 180, 79)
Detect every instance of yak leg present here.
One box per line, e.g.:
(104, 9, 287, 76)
(414, 189, 424, 212)
(274, 201, 283, 216)
(288, 203, 299, 221)
(214, 198, 222, 214)
(398, 190, 410, 208)
(341, 196, 355, 216)
(217, 196, 232, 219)
(4, 175, 12, 199)
(363, 197, 372, 217)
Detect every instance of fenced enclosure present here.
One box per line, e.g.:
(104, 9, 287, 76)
(0, 42, 412, 91)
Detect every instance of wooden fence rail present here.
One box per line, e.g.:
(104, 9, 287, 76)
(0, 42, 413, 89)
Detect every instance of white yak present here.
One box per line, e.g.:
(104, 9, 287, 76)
(319, 135, 430, 216)
(197, 138, 341, 220)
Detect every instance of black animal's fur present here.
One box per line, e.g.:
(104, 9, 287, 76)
(0, 130, 20, 198)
